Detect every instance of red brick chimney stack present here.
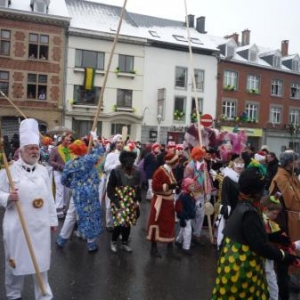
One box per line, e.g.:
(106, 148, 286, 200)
(224, 33, 239, 45)
(281, 40, 289, 57)
(241, 29, 250, 46)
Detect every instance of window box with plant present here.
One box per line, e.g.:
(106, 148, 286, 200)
(247, 88, 259, 94)
(223, 85, 236, 91)
(173, 109, 185, 121)
(191, 111, 202, 123)
(115, 67, 136, 78)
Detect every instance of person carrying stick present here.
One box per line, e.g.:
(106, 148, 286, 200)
(0, 118, 58, 300)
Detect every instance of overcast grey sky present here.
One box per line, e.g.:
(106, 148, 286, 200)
(93, 0, 300, 55)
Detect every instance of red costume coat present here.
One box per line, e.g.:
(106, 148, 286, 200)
(147, 165, 177, 243)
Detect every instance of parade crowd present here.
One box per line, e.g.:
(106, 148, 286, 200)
(1, 119, 300, 300)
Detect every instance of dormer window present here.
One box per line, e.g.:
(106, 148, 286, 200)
(0, 0, 9, 7)
(173, 35, 188, 42)
(292, 59, 300, 72)
(226, 45, 235, 58)
(249, 49, 257, 62)
(30, 0, 50, 13)
(273, 55, 281, 68)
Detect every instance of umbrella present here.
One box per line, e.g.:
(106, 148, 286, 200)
(47, 125, 73, 135)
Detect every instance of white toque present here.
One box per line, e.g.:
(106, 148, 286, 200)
(20, 118, 40, 147)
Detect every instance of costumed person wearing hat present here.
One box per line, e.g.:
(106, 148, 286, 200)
(146, 152, 181, 259)
(212, 165, 299, 299)
(40, 136, 54, 180)
(269, 150, 300, 293)
(215, 157, 245, 249)
(103, 134, 123, 231)
(174, 177, 196, 255)
(107, 143, 141, 253)
(184, 146, 212, 245)
(56, 132, 105, 252)
(0, 118, 58, 300)
(48, 134, 74, 219)
(143, 142, 160, 201)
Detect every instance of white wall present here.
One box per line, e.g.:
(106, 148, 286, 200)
(143, 46, 218, 127)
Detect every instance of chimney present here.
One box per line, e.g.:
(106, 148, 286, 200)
(196, 16, 207, 34)
(224, 33, 239, 45)
(281, 40, 289, 57)
(187, 14, 195, 28)
(241, 29, 250, 46)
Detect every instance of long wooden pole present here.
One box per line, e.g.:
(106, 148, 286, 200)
(183, 0, 202, 147)
(87, 0, 128, 152)
(184, 0, 213, 243)
(0, 89, 44, 139)
(0, 90, 27, 119)
(0, 119, 46, 295)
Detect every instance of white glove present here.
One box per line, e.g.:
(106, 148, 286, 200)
(294, 240, 300, 251)
(90, 130, 98, 141)
(205, 194, 211, 202)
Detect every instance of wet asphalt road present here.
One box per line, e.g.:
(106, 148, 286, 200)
(0, 195, 218, 300)
(1, 197, 300, 300)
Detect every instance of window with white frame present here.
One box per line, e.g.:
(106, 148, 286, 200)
(173, 96, 186, 121)
(175, 67, 187, 89)
(75, 50, 104, 70)
(292, 59, 300, 72)
(193, 69, 204, 91)
(27, 73, 47, 100)
(0, 70, 9, 97)
(271, 79, 283, 97)
(290, 83, 300, 99)
(289, 109, 300, 125)
(223, 70, 237, 90)
(273, 55, 281, 68)
(157, 88, 166, 120)
(73, 85, 101, 105)
(118, 55, 134, 73)
(245, 103, 259, 121)
(191, 97, 203, 114)
(117, 89, 132, 107)
(28, 33, 49, 60)
(73, 120, 102, 139)
(246, 74, 260, 92)
(0, 29, 10, 56)
(222, 100, 236, 119)
(270, 106, 282, 124)
(111, 124, 131, 135)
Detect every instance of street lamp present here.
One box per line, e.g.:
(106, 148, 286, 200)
(157, 114, 162, 143)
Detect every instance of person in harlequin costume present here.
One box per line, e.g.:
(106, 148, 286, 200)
(147, 152, 181, 259)
(103, 134, 123, 231)
(107, 142, 141, 253)
(0, 118, 58, 300)
(48, 134, 74, 218)
(211, 164, 299, 300)
(57, 132, 105, 252)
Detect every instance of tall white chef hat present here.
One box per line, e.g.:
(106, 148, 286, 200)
(19, 118, 40, 147)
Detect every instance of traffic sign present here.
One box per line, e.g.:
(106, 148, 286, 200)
(200, 114, 213, 127)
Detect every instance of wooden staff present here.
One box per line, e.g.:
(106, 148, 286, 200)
(0, 90, 27, 119)
(0, 120, 46, 295)
(0, 89, 44, 140)
(87, 0, 128, 153)
(184, 0, 213, 243)
(183, 0, 202, 147)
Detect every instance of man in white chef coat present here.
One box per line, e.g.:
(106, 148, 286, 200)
(0, 118, 58, 300)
